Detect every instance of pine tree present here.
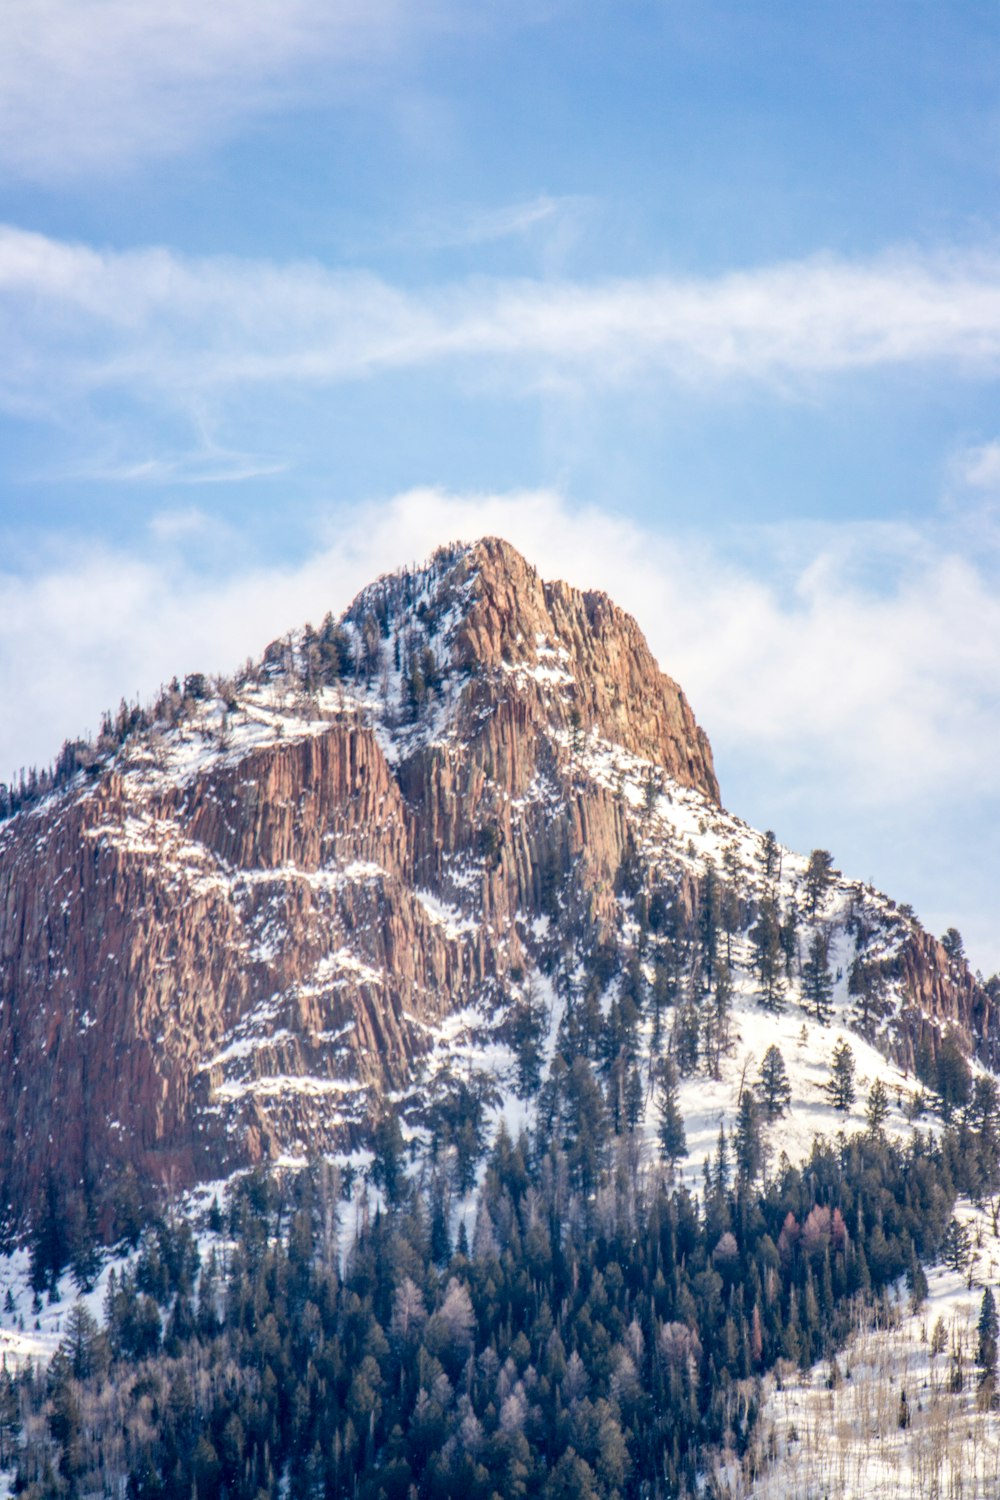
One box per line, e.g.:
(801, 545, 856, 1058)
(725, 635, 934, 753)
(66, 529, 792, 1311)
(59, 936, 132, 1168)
(370, 1106, 407, 1207)
(0, 1366, 19, 1470)
(703, 961, 734, 1078)
(624, 1064, 645, 1132)
(978, 1288, 998, 1378)
(827, 1040, 856, 1112)
(507, 981, 548, 1098)
(804, 849, 836, 914)
(906, 1238, 929, 1310)
(750, 900, 785, 1013)
(866, 1078, 890, 1134)
(802, 930, 834, 1023)
(942, 927, 966, 964)
(848, 956, 888, 1034)
(657, 1059, 688, 1176)
(759, 830, 779, 881)
(936, 1031, 973, 1121)
(672, 996, 700, 1076)
(944, 1217, 972, 1274)
(735, 1089, 764, 1184)
(712, 1124, 731, 1195)
(698, 866, 721, 990)
(757, 1045, 792, 1120)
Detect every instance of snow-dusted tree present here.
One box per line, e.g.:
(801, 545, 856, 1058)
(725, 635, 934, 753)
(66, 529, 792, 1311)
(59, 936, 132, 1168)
(802, 930, 834, 1023)
(757, 1045, 792, 1120)
(827, 1039, 856, 1112)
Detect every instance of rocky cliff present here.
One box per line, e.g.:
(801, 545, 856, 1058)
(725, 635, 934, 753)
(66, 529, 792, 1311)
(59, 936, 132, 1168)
(0, 537, 993, 1238)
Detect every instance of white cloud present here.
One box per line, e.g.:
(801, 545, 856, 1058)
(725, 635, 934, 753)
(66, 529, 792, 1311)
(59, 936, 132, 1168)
(3, 228, 1000, 420)
(401, 194, 593, 250)
(954, 439, 1000, 493)
(3, 487, 999, 808)
(2, 489, 999, 964)
(0, 0, 413, 180)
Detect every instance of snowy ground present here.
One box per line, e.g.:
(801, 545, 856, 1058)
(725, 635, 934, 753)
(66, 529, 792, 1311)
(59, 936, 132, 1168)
(724, 1200, 1000, 1499)
(0, 1245, 121, 1371)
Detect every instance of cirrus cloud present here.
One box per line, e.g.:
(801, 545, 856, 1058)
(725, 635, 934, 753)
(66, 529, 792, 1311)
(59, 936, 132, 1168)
(0, 0, 420, 181)
(3, 227, 1000, 433)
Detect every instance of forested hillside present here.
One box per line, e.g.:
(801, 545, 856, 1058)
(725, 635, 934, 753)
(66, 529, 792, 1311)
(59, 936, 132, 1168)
(5, 1087, 1000, 1498)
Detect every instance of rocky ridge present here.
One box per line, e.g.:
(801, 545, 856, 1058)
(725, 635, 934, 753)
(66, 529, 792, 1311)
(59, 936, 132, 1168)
(0, 537, 993, 1238)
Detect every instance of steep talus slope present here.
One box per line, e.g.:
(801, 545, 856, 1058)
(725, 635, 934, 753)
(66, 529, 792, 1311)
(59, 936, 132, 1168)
(0, 536, 993, 1237)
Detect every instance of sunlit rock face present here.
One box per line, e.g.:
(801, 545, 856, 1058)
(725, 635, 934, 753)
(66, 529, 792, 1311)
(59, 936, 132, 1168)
(0, 537, 992, 1235)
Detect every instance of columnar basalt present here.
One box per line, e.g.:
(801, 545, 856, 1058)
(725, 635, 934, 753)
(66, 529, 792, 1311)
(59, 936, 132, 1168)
(0, 538, 993, 1235)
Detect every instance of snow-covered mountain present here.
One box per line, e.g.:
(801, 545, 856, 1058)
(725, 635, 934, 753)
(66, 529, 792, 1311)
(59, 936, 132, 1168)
(0, 536, 993, 1240)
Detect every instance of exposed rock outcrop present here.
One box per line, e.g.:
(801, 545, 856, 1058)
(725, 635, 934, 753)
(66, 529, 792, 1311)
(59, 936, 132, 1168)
(0, 537, 992, 1237)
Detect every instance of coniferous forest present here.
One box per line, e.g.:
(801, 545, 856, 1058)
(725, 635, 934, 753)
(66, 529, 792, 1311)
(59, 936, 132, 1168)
(6, 1092, 999, 1500)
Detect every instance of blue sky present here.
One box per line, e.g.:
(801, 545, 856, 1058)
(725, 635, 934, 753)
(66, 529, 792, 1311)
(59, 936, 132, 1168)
(2, 1, 1000, 969)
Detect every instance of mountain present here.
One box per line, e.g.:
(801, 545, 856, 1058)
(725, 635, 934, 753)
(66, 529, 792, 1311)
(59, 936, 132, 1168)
(0, 536, 993, 1243)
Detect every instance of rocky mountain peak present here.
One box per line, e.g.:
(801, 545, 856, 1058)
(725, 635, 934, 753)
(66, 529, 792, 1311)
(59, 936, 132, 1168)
(339, 535, 719, 804)
(0, 537, 992, 1243)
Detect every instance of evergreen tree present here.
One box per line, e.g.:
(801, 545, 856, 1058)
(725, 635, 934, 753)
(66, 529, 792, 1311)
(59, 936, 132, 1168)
(866, 1078, 890, 1134)
(702, 959, 734, 1080)
(506, 981, 549, 1097)
(936, 1031, 973, 1121)
(942, 927, 966, 964)
(757, 1045, 792, 1120)
(906, 1238, 929, 1310)
(734, 1089, 764, 1184)
(759, 830, 779, 881)
(563, 1056, 610, 1193)
(804, 849, 836, 914)
(720, 885, 742, 965)
(978, 1287, 999, 1380)
(624, 1064, 645, 1133)
(698, 866, 721, 990)
(657, 1059, 688, 1177)
(827, 1040, 856, 1112)
(750, 900, 785, 1013)
(371, 1106, 407, 1207)
(672, 996, 701, 1076)
(848, 956, 888, 1034)
(944, 1217, 972, 1274)
(0, 1366, 19, 1470)
(712, 1125, 731, 1195)
(802, 930, 834, 1023)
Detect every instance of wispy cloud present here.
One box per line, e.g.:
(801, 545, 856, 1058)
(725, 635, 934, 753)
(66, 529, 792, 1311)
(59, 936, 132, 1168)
(3, 227, 1000, 421)
(954, 438, 1000, 493)
(401, 194, 593, 250)
(0, 0, 414, 180)
(87, 450, 289, 487)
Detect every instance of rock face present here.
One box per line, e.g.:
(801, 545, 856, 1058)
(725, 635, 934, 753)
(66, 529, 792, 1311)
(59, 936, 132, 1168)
(0, 537, 993, 1237)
